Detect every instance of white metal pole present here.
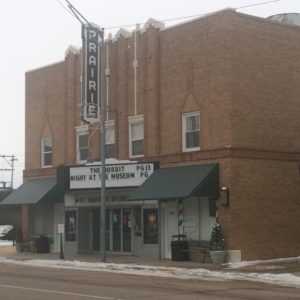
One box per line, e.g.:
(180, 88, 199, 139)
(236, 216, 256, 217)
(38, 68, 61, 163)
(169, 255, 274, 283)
(99, 29, 106, 263)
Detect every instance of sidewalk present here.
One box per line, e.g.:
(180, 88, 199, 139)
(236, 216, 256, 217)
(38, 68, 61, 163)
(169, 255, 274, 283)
(0, 247, 222, 270)
(0, 245, 300, 277)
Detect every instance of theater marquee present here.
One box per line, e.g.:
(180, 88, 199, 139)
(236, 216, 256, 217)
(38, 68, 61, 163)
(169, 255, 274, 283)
(69, 162, 155, 189)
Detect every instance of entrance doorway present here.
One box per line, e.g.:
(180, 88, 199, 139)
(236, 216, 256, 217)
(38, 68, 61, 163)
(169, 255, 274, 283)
(92, 208, 132, 253)
(163, 205, 178, 259)
(92, 209, 110, 251)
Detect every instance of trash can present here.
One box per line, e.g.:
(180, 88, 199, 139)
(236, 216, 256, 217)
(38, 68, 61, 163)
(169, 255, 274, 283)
(35, 234, 50, 253)
(171, 234, 189, 261)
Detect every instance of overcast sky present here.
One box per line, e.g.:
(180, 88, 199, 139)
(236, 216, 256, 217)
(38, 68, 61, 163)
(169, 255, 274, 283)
(0, 0, 299, 188)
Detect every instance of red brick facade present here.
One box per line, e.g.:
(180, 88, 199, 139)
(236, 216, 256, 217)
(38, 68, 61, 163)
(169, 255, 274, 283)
(25, 10, 300, 260)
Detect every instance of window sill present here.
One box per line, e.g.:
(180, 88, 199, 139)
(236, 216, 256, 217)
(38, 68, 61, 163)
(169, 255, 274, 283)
(182, 147, 200, 152)
(129, 154, 144, 158)
(76, 160, 88, 165)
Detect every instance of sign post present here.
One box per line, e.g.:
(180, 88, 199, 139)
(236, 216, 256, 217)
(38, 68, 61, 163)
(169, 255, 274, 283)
(82, 23, 106, 262)
(99, 28, 106, 263)
(65, 0, 106, 263)
(58, 224, 65, 260)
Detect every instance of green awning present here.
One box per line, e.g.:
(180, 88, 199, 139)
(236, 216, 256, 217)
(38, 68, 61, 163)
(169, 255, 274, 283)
(131, 163, 219, 200)
(1, 178, 63, 205)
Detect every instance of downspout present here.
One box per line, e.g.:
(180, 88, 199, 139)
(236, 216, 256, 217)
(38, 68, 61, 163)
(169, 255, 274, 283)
(105, 35, 112, 120)
(133, 25, 140, 116)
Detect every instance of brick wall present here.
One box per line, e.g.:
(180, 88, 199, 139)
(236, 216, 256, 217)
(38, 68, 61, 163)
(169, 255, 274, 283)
(230, 13, 300, 152)
(159, 13, 233, 155)
(25, 52, 81, 177)
(25, 11, 300, 173)
(220, 158, 300, 260)
(25, 61, 65, 173)
(24, 10, 300, 260)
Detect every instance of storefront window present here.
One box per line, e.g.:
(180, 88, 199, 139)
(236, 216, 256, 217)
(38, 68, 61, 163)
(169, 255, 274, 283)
(143, 209, 158, 244)
(65, 211, 77, 241)
(209, 198, 217, 217)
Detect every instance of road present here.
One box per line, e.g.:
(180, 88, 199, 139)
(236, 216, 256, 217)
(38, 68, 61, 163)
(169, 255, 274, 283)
(0, 262, 299, 300)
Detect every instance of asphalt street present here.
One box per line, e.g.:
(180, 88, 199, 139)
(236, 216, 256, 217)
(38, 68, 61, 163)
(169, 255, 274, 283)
(0, 262, 299, 300)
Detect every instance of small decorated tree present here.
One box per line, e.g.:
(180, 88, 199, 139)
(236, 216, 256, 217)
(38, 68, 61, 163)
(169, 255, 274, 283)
(209, 223, 225, 251)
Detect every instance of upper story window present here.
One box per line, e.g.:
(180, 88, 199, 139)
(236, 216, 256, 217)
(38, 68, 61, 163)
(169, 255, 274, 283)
(182, 111, 200, 151)
(105, 120, 115, 159)
(129, 115, 144, 158)
(41, 136, 52, 167)
(76, 126, 89, 163)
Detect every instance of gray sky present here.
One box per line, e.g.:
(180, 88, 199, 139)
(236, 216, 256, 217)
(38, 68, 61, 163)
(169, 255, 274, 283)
(0, 0, 298, 188)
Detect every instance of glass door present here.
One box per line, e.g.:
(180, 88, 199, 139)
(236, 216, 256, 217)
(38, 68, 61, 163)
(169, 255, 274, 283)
(92, 210, 100, 251)
(92, 209, 110, 251)
(112, 209, 121, 252)
(105, 209, 110, 251)
(122, 208, 131, 252)
(93, 208, 132, 253)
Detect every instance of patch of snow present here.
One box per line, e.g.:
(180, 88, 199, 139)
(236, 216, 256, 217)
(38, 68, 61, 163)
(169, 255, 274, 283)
(0, 240, 13, 246)
(227, 256, 300, 269)
(254, 265, 285, 270)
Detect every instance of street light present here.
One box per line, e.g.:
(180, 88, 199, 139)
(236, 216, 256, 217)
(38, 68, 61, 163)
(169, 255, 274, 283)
(65, 0, 106, 262)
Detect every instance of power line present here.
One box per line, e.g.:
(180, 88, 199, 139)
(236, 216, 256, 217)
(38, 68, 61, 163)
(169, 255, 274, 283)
(64, 0, 93, 26)
(65, 1, 86, 25)
(56, 0, 78, 20)
(62, 0, 107, 264)
(98, 0, 281, 31)
(236, 0, 280, 10)
(0, 155, 17, 189)
(56, 0, 92, 26)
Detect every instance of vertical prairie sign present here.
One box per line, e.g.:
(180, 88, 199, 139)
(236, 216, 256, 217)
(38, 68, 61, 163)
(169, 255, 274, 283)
(81, 25, 102, 123)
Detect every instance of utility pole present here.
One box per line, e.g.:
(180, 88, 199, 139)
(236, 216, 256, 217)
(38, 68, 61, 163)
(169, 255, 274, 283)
(64, 0, 106, 262)
(99, 30, 106, 263)
(0, 155, 17, 189)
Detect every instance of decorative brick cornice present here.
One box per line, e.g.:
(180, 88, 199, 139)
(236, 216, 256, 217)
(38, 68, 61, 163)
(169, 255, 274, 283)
(23, 167, 56, 181)
(231, 148, 300, 161)
(23, 147, 300, 181)
(139, 147, 300, 165)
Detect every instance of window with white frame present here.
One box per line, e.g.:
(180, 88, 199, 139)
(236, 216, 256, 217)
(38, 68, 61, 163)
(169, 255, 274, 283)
(129, 115, 144, 157)
(41, 136, 52, 167)
(105, 120, 115, 159)
(76, 126, 89, 163)
(182, 111, 200, 151)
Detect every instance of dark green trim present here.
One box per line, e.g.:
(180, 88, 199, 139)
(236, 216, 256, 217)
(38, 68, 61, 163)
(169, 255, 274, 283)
(130, 163, 219, 201)
(1, 178, 63, 205)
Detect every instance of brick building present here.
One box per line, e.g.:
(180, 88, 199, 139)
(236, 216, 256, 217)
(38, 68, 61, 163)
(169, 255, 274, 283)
(3, 9, 300, 260)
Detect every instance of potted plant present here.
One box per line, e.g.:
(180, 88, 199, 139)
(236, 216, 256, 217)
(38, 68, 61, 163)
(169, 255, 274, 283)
(209, 223, 226, 264)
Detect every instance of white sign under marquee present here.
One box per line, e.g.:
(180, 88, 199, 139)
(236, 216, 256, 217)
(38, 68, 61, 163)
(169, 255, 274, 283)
(57, 224, 64, 234)
(70, 163, 154, 189)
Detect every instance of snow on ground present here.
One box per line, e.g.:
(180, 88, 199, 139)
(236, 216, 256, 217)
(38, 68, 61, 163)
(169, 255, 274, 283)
(227, 256, 300, 269)
(0, 256, 299, 288)
(0, 240, 13, 246)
